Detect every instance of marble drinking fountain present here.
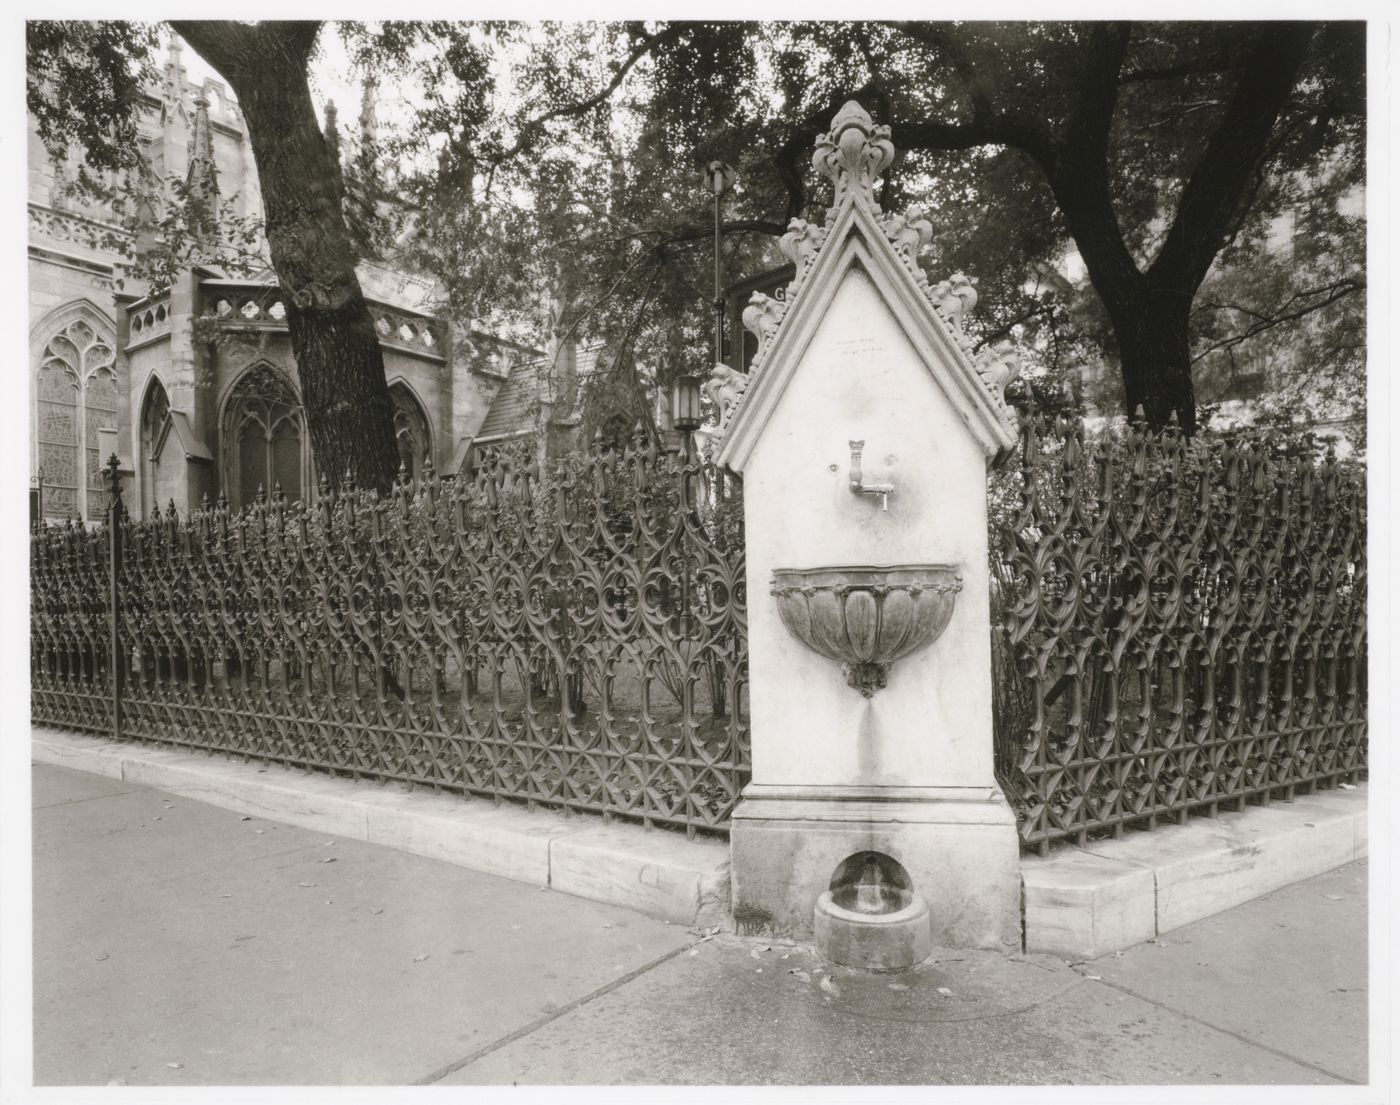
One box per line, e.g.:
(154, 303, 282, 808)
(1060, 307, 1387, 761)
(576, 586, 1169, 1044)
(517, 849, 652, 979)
(770, 561, 963, 969)
(716, 100, 1025, 965)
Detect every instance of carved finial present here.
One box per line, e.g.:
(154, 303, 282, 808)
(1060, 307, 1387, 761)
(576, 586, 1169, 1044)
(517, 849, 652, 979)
(186, 90, 220, 246)
(811, 101, 895, 219)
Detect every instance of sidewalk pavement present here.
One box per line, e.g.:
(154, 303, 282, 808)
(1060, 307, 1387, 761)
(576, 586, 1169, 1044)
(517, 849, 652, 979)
(32, 761, 1369, 1087)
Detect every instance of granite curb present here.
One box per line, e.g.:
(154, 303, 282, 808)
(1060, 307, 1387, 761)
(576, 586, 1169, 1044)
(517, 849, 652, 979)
(1020, 783, 1368, 959)
(31, 727, 731, 929)
(33, 726, 1365, 959)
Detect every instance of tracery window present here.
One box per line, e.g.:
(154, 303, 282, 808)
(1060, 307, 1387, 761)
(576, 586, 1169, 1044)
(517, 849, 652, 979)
(223, 365, 305, 511)
(390, 382, 432, 485)
(139, 378, 171, 517)
(33, 307, 117, 521)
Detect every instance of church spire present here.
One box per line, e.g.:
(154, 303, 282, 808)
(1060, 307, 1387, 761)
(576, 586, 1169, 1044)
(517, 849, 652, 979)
(324, 99, 345, 204)
(186, 89, 220, 246)
(358, 75, 379, 156)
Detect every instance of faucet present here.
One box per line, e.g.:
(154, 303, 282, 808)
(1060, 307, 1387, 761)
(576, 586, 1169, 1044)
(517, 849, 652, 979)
(848, 440, 894, 511)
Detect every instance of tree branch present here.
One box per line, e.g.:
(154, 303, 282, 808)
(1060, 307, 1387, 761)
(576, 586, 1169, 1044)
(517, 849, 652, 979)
(486, 26, 679, 165)
(884, 22, 1058, 168)
(1150, 23, 1316, 294)
(1189, 279, 1362, 364)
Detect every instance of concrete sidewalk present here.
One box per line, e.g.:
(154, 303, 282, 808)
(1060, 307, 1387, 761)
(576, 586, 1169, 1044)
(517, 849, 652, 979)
(33, 761, 1368, 1087)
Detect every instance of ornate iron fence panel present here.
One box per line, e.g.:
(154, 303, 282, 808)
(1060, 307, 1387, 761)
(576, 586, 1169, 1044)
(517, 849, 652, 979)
(32, 519, 112, 734)
(32, 441, 750, 835)
(994, 416, 1367, 853)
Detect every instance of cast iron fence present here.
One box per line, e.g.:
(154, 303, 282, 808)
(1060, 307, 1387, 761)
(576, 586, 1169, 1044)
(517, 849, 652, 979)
(31, 417, 1367, 853)
(31, 441, 750, 835)
(991, 416, 1368, 854)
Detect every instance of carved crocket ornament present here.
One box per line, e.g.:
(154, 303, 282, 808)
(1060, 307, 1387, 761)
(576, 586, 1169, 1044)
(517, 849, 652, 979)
(704, 363, 750, 430)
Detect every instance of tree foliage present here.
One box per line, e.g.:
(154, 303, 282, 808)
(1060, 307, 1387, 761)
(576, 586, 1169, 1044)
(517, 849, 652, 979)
(380, 21, 1364, 438)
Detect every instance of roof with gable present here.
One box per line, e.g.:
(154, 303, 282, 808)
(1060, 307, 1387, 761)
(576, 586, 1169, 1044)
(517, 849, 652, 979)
(713, 101, 1022, 471)
(475, 342, 604, 441)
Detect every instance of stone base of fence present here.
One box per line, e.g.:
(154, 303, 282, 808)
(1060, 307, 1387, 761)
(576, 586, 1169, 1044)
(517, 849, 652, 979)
(30, 727, 732, 929)
(1021, 785, 1368, 959)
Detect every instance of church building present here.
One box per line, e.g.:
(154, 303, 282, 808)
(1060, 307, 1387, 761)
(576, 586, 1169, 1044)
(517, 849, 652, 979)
(29, 38, 579, 524)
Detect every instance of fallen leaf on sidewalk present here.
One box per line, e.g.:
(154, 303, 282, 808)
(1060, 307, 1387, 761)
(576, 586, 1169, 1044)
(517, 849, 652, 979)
(936, 987, 953, 996)
(413, 954, 429, 963)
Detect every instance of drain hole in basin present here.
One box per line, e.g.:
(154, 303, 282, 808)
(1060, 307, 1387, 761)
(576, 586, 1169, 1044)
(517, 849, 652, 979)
(828, 851, 915, 915)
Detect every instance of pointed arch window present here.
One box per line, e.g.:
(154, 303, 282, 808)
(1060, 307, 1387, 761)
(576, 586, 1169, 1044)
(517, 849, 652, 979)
(139, 378, 171, 517)
(224, 365, 305, 510)
(33, 307, 117, 521)
(390, 382, 432, 485)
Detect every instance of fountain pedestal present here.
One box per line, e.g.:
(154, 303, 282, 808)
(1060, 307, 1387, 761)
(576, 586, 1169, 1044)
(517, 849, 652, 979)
(714, 102, 1025, 957)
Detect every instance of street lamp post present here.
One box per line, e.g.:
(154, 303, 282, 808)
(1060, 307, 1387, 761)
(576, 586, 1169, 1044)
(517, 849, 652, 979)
(701, 160, 737, 368)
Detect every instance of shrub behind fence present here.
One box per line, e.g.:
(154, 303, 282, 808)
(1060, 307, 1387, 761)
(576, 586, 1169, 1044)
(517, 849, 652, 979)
(31, 443, 750, 836)
(992, 417, 1368, 854)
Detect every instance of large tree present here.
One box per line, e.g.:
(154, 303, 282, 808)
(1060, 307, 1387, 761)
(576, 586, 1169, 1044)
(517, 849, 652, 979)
(475, 21, 1363, 436)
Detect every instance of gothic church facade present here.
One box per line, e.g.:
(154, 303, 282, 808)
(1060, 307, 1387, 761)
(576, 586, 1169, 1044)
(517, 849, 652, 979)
(29, 39, 567, 525)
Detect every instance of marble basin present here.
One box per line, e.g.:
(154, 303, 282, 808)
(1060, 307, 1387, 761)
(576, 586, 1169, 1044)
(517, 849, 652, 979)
(769, 565, 962, 697)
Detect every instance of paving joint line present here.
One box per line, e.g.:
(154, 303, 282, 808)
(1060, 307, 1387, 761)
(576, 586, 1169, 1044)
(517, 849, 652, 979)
(32, 788, 146, 810)
(412, 938, 702, 1085)
(1085, 974, 1358, 1084)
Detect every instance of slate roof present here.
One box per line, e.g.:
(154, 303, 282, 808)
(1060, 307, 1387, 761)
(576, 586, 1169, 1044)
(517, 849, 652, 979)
(474, 342, 603, 440)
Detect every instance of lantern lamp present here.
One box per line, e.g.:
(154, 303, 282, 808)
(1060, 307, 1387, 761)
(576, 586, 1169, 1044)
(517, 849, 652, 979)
(671, 374, 703, 433)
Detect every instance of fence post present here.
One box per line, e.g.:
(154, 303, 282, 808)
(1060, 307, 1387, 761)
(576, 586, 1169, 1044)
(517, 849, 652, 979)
(105, 454, 124, 743)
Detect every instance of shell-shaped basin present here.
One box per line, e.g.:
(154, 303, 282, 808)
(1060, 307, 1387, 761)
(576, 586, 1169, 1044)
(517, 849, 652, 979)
(769, 565, 962, 697)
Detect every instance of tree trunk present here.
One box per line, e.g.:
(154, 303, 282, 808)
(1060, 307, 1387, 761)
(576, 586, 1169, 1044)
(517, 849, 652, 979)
(170, 22, 401, 494)
(1104, 288, 1196, 435)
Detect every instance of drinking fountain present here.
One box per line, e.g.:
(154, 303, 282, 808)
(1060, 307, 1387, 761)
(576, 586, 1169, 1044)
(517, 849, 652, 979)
(768, 564, 962, 697)
(815, 851, 933, 971)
